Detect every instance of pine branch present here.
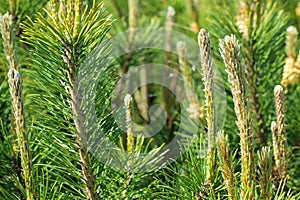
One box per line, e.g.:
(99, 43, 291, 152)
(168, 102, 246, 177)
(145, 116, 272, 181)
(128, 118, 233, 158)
(22, 1, 112, 198)
(61, 2, 97, 197)
(122, 94, 134, 198)
(220, 35, 255, 199)
(271, 121, 280, 169)
(8, 0, 17, 32)
(163, 6, 176, 144)
(63, 45, 98, 200)
(177, 41, 203, 120)
(125, 94, 134, 154)
(257, 146, 272, 199)
(0, 13, 17, 69)
(8, 68, 36, 200)
(273, 85, 288, 181)
(0, 13, 19, 162)
(1, 13, 36, 200)
(217, 130, 235, 200)
(198, 29, 217, 185)
(236, 0, 267, 146)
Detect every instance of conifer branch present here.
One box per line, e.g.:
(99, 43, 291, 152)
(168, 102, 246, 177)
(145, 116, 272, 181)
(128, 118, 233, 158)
(8, 69, 36, 200)
(257, 147, 272, 199)
(125, 94, 134, 154)
(177, 41, 203, 120)
(236, 0, 267, 146)
(62, 37, 98, 200)
(273, 85, 288, 181)
(1, 13, 36, 200)
(9, 0, 17, 32)
(271, 121, 280, 168)
(164, 6, 176, 144)
(220, 35, 255, 199)
(60, 2, 97, 199)
(22, 1, 112, 198)
(217, 130, 235, 200)
(0, 13, 17, 69)
(122, 94, 134, 198)
(274, 86, 285, 151)
(198, 29, 216, 185)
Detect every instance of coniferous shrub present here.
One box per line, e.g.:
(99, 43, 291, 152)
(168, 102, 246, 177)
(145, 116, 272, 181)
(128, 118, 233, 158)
(0, 0, 300, 199)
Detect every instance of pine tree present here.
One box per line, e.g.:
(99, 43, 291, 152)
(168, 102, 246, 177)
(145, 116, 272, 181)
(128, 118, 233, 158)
(0, 0, 300, 199)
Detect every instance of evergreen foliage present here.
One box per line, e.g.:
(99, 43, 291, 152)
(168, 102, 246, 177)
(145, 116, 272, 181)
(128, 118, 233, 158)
(0, 0, 300, 199)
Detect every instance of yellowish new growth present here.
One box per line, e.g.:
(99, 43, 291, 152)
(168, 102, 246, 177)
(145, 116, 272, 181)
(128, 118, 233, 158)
(286, 26, 298, 58)
(220, 34, 255, 199)
(217, 131, 235, 200)
(165, 6, 175, 56)
(187, 0, 199, 33)
(8, 68, 35, 200)
(73, 0, 81, 40)
(0, 13, 17, 69)
(273, 85, 288, 179)
(58, 2, 98, 199)
(198, 29, 217, 184)
(166, 6, 175, 24)
(274, 85, 284, 137)
(236, 1, 249, 41)
(186, 103, 203, 120)
(125, 94, 134, 154)
(271, 121, 280, 168)
(282, 53, 300, 87)
(257, 147, 272, 199)
(282, 26, 300, 87)
(49, 0, 58, 20)
(1, 13, 36, 200)
(297, 2, 300, 17)
(177, 41, 203, 120)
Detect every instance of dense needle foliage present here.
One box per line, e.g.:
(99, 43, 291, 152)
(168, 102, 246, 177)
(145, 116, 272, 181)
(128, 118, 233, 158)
(0, 0, 300, 199)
